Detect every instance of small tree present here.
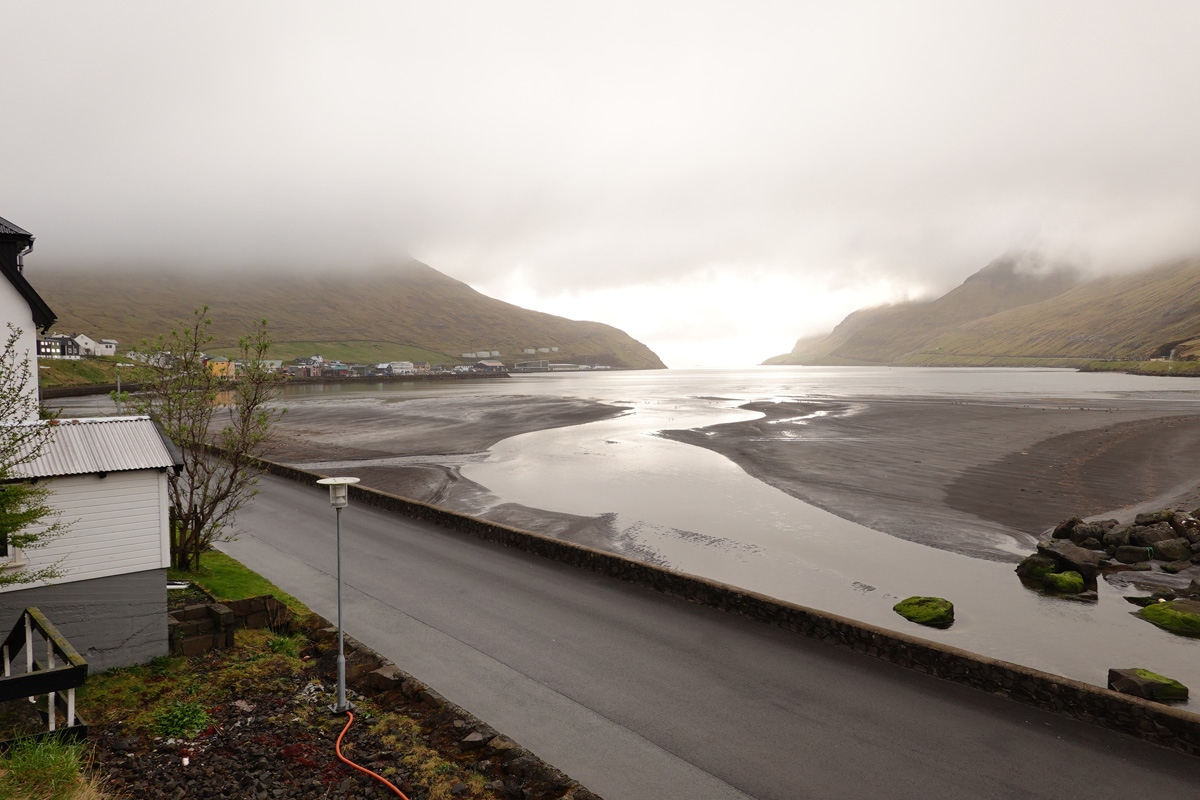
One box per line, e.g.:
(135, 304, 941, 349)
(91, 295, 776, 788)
(133, 308, 285, 572)
(0, 323, 66, 588)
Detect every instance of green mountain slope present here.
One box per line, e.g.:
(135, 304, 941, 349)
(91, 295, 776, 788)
(35, 261, 666, 369)
(765, 254, 1081, 365)
(913, 258, 1200, 362)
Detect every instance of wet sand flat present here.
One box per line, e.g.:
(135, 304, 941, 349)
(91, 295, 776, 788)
(662, 397, 1200, 560)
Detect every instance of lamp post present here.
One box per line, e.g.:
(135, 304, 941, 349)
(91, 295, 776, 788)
(114, 362, 135, 413)
(316, 476, 360, 713)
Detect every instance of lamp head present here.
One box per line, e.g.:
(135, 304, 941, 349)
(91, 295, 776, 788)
(316, 476, 360, 508)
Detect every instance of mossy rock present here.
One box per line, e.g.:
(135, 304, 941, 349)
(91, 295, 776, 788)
(1133, 669, 1189, 701)
(1042, 571, 1085, 594)
(1015, 554, 1056, 581)
(1139, 599, 1200, 637)
(893, 596, 954, 628)
(1108, 667, 1189, 701)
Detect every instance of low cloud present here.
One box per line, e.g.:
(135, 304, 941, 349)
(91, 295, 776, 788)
(4, 1, 1200, 364)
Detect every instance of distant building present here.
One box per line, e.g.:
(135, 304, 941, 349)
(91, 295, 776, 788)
(206, 356, 234, 379)
(389, 361, 414, 374)
(523, 348, 536, 354)
(475, 360, 507, 373)
(413, 361, 430, 374)
(514, 360, 549, 372)
(37, 334, 80, 360)
(538, 347, 550, 353)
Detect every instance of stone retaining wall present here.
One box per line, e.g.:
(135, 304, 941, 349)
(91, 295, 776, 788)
(168, 595, 294, 657)
(252, 455, 1200, 755)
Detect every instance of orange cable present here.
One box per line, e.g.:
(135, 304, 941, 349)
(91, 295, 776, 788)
(335, 710, 410, 799)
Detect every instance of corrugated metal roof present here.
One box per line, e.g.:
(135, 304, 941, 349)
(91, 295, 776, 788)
(7, 416, 180, 479)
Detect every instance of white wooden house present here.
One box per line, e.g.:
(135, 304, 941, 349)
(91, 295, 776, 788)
(1, 214, 181, 670)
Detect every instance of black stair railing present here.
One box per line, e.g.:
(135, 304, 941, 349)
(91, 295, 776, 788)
(0, 607, 88, 744)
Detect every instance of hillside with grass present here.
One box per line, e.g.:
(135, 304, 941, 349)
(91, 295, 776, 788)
(764, 253, 1200, 367)
(35, 260, 666, 369)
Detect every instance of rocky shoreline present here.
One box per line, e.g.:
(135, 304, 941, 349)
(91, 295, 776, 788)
(1017, 510, 1200, 598)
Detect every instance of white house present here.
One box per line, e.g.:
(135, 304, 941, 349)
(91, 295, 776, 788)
(1, 214, 181, 670)
(2, 417, 181, 670)
(72, 333, 118, 357)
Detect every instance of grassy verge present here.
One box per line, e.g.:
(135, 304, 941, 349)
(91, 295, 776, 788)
(0, 736, 113, 800)
(1080, 360, 1200, 376)
(37, 357, 124, 388)
(168, 549, 309, 614)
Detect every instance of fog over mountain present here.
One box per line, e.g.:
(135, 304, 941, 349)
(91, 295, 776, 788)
(4, 2, 1200, 366)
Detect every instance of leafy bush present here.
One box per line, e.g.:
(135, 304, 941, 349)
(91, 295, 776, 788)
(151, 701, 212, 738)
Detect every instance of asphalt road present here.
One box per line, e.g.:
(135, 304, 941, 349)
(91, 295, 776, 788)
(222, 475, 1200, 800)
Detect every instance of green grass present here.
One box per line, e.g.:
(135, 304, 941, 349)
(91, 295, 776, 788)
(169, 550, 309, 614)
(1080, 360, 1200, 376)
(37, 356, 126, 388)
(0, 736, 105, 800)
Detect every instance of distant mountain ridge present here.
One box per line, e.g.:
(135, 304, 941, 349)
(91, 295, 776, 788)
(765, 253, 1200, 366)
(34, 260, 666, 369)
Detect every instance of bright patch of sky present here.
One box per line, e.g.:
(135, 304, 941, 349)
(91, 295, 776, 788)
(4, 1, 1200, 366)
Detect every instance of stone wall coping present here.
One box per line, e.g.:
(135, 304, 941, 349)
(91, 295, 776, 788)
(248, 454, 1200, 754)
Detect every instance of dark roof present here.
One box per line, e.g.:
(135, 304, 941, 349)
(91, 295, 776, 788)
(0, 214, 56, 333)
(0, 215, 32, 238)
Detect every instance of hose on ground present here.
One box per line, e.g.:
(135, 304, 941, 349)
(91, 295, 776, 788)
(336, 710, 410, 799)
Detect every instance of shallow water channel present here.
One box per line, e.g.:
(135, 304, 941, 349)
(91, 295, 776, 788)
(56, 366, 1200, 706)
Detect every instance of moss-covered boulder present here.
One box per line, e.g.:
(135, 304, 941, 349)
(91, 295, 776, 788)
(1042, 570, 1085, 594)
(1108, 668, 1189, 702)
(1139, 599, 1200, 637)
(893, 596, 954, 628)
(1015, 554, 1056, 582)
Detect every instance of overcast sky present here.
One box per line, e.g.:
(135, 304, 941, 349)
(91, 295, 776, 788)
(4, 2, 1200, 367)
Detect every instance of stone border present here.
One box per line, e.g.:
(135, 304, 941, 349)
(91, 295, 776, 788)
(251, 455, 1200, 756)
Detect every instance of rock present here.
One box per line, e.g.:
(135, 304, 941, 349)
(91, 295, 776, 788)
(1139, 599, 1200, 637)
(460, 731, 487, 751)
(1152, 537, 1192, 562)
(1052, 517, 1083, 539)
(1135, 510, 1173, 526)
(1163, 560, 1194, 574)
(1114, 545, 1153, 564)
(1042, 571, 1085, 593)
(1108, 668, 1189, 702)
(1125, 590, 1176, 607)
(1187, 579, 1200, 598)
(892, 596, 954, 628)
(1169, 512, 1200, 538)
(1078, 537, 1105, 550)
(1015, 554, 1057, 581)
(450, 782, 469, 796)
(1130, 522, 1175, 547)
(1070, 522, 1105, 545)
(1102, 525, 1132, 550)
(1037, 540, 1101, 581)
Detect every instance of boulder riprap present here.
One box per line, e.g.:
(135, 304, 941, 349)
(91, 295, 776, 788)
(1138, 599, 1200, 637)
(1107, 668, 1189, 702)
(893, 596, 954, 628)
(1020, 510, 1200, 592)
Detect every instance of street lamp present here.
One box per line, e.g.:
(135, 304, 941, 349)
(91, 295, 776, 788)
(114, 363, 135, 414)
(315, 476, 360, 713)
